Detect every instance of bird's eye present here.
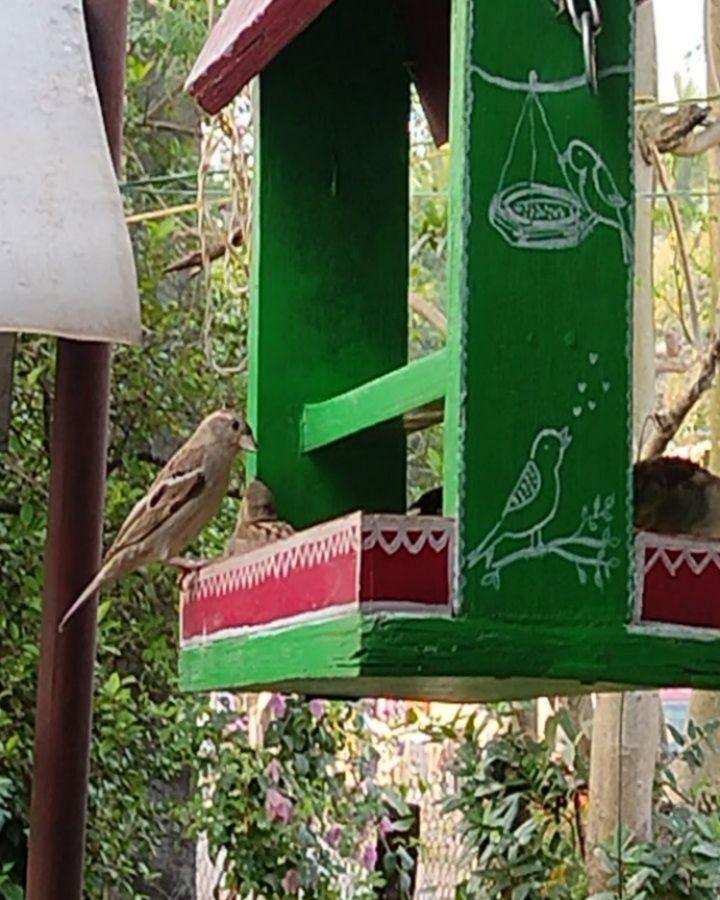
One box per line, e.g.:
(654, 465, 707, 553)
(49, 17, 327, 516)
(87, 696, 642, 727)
(231, 420, 240, 432)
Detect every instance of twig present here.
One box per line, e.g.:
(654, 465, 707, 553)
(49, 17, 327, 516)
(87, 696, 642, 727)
(164, 227, 243, 275)
(125, 196, 230, 224)
(673, 120, 720, 157)
(650, 144, 702, 348)
(142, 118, 199, 138)
(645, 333, 720, 458)
(409, 292, 448, 335)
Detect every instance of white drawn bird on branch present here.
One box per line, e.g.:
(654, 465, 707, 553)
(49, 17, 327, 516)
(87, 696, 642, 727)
(467, 427, 572, 571)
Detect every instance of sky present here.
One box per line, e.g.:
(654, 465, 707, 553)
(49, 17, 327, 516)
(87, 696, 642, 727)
(654, 0, 707, 100)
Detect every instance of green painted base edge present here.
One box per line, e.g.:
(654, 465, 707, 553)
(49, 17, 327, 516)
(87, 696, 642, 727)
(180, 613, 720, 699)
(180, 614, 363, 693)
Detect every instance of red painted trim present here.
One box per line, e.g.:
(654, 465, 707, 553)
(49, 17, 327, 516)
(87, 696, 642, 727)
(185, 0, 450, 149)
(185, 0, 334, 113)
(181, 513, 455, 644)
(637, 533, 720, 631)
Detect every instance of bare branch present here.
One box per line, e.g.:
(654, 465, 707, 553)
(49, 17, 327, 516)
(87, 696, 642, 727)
(650, 144, 702, 348)
(164, 227, 243, 275)
(645, 334, 720, 458)
(673, 120, 720, 157)
(637, 105, 709, 162)
(408, 292, 447, 335)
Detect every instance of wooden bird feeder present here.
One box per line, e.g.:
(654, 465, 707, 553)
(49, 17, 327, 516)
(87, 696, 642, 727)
(180, 0, 720, 700)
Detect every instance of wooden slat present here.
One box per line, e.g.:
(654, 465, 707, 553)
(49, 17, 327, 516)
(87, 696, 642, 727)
(301, 349, 448, 452)
(248, 0, 410, 527)
(185, 0, 334, 113)
(186, 0, 451, 149)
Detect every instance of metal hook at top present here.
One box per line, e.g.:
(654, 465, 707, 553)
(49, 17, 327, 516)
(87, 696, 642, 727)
(564, 0, 602, 93)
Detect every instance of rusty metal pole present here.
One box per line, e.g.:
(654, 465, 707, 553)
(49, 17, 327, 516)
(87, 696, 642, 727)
(26, 2, 128, 897)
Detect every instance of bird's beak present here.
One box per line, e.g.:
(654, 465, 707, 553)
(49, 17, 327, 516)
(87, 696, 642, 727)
(559, 427, 572, 450)
(240, 427, 257, 452)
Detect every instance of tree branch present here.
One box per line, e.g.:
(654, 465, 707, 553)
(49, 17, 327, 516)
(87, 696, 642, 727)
(650, 144, 702, 348)
(409, 292, 447, 335)
(163, 227, 243, 275)
(645, 333, 720, 458)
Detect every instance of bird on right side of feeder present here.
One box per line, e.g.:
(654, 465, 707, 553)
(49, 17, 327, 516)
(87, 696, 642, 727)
(225, 478, 295, 556)
(408, 486, 443, 516)
(633, 455, 720, 538)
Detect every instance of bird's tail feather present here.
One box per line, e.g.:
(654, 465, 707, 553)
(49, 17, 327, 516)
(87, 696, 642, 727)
(58, 568, 106, 632)
(467, 522, 500, 570)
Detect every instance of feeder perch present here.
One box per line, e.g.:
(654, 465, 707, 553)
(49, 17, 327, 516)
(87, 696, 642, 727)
(181, 0, 720, 700)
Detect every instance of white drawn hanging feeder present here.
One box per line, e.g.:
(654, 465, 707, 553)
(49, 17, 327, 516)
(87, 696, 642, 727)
(0, 0, 141, 345)
(488, 74, 596, 252)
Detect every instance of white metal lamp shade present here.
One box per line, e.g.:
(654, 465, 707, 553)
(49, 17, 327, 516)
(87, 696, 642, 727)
(0, 0, 141, 344)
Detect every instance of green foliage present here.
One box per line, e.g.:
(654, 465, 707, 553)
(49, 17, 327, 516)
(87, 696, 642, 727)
(591, 718, 720, 900)
(190, 696, 411, 898)
(439, 708, 588, 899)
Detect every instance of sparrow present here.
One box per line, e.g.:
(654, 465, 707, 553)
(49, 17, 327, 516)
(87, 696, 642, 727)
(468, 427, 572, 569)
(225, 478, 294, 556)
(560, 139, 632, 264)
(634, 456, 720, 538)
(58, 409, 257, 631)
(408, 486, 443, 516)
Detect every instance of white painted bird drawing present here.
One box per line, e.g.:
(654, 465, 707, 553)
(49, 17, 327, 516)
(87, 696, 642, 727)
(467, 427, 572, 570)
(560, 139, 631, 264)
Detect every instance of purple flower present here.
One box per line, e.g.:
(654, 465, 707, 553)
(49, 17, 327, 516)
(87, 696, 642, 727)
(379, 815, 394, 835)
(225, 715, 248, 734)
(309, 698, 325, 720)
(362, 845, 378, 870)
(269, 692, 287, 718)
(266, 758, 281, 784)
(326, 824, 342, 848)
(282, 868, 301, 894)
(265, 788, 293, 824)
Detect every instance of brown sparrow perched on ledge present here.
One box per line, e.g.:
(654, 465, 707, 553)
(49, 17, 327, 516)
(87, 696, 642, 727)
(59, 409, 256, 631)
(226, 478, 295, 556)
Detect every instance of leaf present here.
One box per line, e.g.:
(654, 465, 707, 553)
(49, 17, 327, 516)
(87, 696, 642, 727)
(105, 672, 121, 696)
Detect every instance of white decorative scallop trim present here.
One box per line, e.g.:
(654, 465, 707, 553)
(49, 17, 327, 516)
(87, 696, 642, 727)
(631, 532, 720, 630)
(185, 514, 362, 602)
(361, 515, 454, 555)
(183, 514, 456, 604)
(638, 532, 720, 577)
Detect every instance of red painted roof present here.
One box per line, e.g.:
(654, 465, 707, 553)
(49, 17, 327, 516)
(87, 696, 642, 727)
(186, 0, 449, 146)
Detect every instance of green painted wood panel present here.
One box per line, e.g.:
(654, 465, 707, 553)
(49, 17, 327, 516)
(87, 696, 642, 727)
(454, 1, 634, 625)
(301, 349, 448, 452)
(181, 612, 720, 698)
(247, 0, 410, 529)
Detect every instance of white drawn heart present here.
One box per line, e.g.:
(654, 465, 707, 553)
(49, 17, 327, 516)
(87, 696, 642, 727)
(589, 353, 599, 365)
(588, 400, 597, 411)
(578, 382, 587, 393)
(573, 406, 583, 417)
(602, 381, 611, 392)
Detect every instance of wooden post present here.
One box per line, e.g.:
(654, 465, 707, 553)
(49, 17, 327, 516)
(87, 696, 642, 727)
(25, 2, 128, 897)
